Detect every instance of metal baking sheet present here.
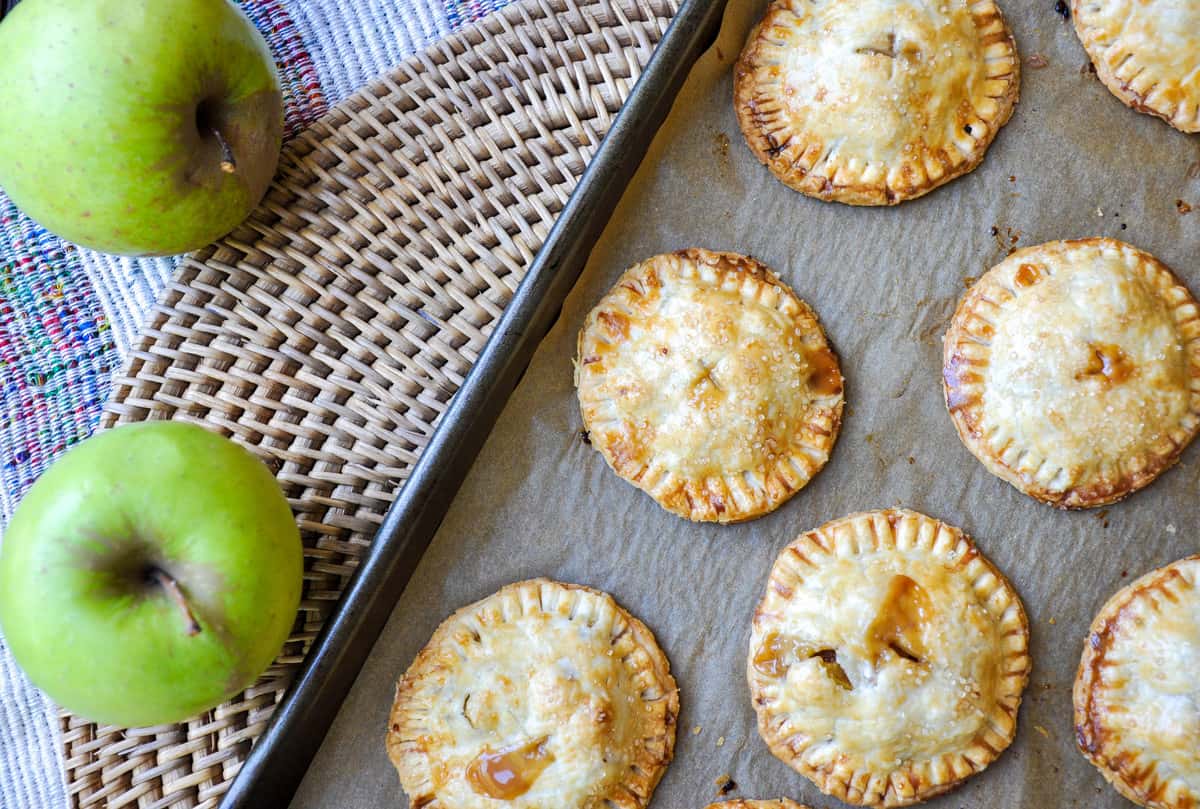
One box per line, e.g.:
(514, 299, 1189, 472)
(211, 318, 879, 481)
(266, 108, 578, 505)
(287, 0, 1200, 807)
(220, 1, 728, 806)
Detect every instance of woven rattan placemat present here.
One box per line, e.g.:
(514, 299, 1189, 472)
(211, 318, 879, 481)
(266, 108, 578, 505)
(61, 0, 678, 805)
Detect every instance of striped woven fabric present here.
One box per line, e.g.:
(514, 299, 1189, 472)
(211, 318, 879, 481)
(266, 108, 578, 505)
(0, 0, 514, 805)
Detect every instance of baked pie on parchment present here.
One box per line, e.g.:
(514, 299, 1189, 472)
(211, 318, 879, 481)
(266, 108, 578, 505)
(386, 579, 678, 809)
(944, 238, 1200, 509)
(748, 509, 1030, 807)
(1072, 0, 1200, 133)
(1074, 556, 1200, 809)
(576, 249, 844, 523)
(705, 796, 811, 801)
(733, 0, 1020, 205)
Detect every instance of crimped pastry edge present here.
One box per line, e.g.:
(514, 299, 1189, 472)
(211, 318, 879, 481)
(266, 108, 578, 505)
(1073, 556, 1200, 809)
(942, 237, 1200, 509)
(386, 578, 679, 809)
(576, 247, 844, 523)
(748, 509, 1032, 807)
(733, 0, 1021, 205)
(1071, 0, 1200, 134)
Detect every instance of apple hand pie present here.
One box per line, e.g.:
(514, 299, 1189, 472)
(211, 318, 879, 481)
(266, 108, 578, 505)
(576, 249, 843, 523)
(734, 0, 1019, 205)
(748, 510, 1030, 807)
(1075, 556, 1200, 809)
(1072, 0, 1200, 133)
(387, 579, 678, 809)
(944, 238, 1200, 508)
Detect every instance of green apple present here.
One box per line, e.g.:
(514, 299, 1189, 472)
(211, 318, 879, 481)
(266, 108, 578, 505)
(0, 421, 302, 727)
(0, 0, 283, 256)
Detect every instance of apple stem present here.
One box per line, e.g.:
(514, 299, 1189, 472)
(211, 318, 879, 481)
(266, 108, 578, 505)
(212, 129, 237, 174)
(148, 567, 202, 636)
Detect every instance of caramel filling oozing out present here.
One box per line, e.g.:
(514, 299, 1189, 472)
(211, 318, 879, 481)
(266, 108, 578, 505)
(465, 736, 555, 800)
(865, 574, 931, 665)
(854, 31, 922, 60)
(807, 347, 843, 396)
(755, 575, 934, 690)
(753, 631, 852, 689)
(1076, 342, 1134, 386)
(1014, 263, 1042, 288)
(689, 362, 724, 404)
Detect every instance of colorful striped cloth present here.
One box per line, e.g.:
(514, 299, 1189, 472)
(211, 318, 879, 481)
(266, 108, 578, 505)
(0, 0, 513, 804)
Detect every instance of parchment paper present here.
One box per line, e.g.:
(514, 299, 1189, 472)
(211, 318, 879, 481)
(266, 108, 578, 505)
(292, 1, 1200, 806)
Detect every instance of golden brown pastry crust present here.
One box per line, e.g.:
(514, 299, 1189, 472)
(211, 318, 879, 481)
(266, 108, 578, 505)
(748, 509, 1030, 807)
(1074, 556, 1200, 809)
(1072, 0, 1200, 133)
(733, 0, 1019, 205)
(576, 248, 844, 523)
(705, 796, 811, 801)
(386, 579, 679, 809)
(943, 238, 1200, 509)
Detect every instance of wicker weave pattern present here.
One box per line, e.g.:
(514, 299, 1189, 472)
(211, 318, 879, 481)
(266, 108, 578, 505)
(62, 0, 678, 805)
